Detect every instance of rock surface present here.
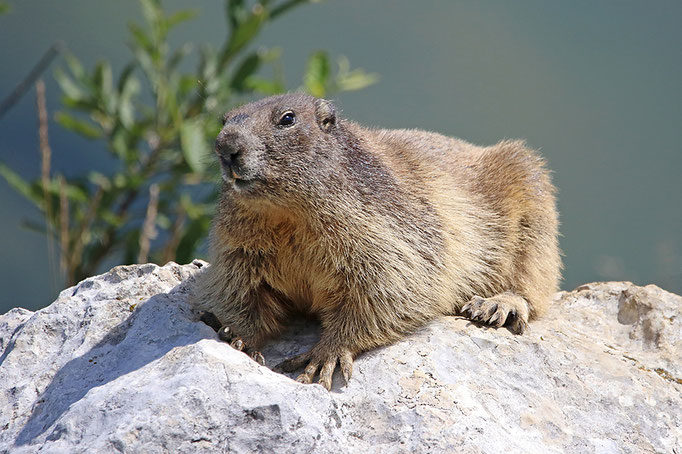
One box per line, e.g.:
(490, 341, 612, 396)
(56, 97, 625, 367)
(0, 261, 680, 453)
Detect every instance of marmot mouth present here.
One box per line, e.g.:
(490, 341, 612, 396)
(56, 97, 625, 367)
(226, 163, 248, 182)
(218, 156, 259, 191)
(218, 156, 246, 179)
(233, 178, 256, 191)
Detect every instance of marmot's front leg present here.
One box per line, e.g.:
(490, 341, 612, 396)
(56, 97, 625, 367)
(275, 296, 394, 390)
(198, 283, 288, 366)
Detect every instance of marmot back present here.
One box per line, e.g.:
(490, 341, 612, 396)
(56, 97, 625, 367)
(194, 93, 561, 389)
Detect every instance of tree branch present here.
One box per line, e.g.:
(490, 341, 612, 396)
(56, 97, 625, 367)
(0, 43, 63, 120)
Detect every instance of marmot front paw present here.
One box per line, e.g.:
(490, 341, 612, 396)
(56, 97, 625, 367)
(199, 311, 266, 365)
(275, 343, 353, 391)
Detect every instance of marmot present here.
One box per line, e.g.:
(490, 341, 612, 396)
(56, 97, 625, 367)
(194, 93, 561, 389)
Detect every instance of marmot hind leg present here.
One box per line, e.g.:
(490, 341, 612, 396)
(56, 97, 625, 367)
(461, 292, 530, 334)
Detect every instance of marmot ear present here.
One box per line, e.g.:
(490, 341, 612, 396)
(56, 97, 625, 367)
(314, 98, 336, 133)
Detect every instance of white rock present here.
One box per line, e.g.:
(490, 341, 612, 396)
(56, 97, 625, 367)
(0, 262, 680, 453)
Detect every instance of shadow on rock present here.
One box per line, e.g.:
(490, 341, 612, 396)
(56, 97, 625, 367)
(14, 275, 207, 446)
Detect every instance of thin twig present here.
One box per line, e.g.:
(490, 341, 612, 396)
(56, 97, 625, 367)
(138, 183, 160, 264)
(37, 80, 52, 199)
(36, 79, 58, 293)
(58, 175, 70, 280)
(0, 43, 63, 120)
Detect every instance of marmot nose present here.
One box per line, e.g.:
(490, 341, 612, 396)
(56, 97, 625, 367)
(215, 131, 244, 165)
(215, 131, 246, 168)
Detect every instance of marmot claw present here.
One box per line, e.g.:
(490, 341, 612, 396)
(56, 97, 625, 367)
(199, 311, 266, 366)
(276, 346, 353, 390)
(461, 295, 529, 335)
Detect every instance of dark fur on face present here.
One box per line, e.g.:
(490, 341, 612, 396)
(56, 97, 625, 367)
(215, 95, 343, 204)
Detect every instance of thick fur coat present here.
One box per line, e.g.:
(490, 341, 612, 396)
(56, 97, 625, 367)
(194, 94, 561, 389)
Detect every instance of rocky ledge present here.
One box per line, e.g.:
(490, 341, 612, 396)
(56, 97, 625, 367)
(0, 261, 680, 453)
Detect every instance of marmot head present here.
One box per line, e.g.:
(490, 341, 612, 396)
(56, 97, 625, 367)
(215, 94, 342, 206)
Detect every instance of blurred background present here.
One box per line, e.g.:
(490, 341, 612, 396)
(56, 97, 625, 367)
(1, 0, 681, 314)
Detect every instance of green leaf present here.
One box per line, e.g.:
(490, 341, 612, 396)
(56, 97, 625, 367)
(133, 46, 156, 86)
(117, 66, 140, 129)
(177, 74, 199, 98)
(156, 213, 171, 230)
(93, 61, 114, 113)
(55, 112, 103, 139)
(128, 22, 154, 55)
(61, 96, 98, 112)
(54, 68, 86, 101)
(56, 181, 89, 203)
(88, 171, 112, 190)
(200, 50, 220, 98)
(140, 0, 162, 27)
(101, 210, 125, 227)
(335, 70, 379, 92)
(113, 173, 127, 188)
(110, 128, 131, 161)
(180, 118, 209, 173)
(333, 55, 379, 93)
(245, 76, 283, 95)
(117, 62, 137, 93)
(0, 1, 12, 15)
(303, 51, 330, 97)
(37, 178, 89, 203)
(185, 202, 213, 219)
(118, 95, 136, 130)
(166, 9, 197, 30)
(20, 219, 48, 235)
(0, 163, 42, 206)
(220, 7, 266, 69)
(64, 53, 86, 82)
(226, 0, 247, 30)
(257, 46, 282, 64)
(230, 53, 261, 90)
(168, 43, 192, 71)
(94, 62, 113, 95)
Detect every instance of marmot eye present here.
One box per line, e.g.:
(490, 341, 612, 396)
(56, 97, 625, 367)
(278, 111, 296, 127)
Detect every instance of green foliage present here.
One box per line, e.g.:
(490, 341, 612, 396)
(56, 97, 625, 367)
(303, 52, 378, 97)
(0, 0, 377, 286)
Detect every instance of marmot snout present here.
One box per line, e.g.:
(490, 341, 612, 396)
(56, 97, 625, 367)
(195, 93, 562, 390)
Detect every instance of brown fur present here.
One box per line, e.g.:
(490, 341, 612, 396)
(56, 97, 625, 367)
(194, 94, 561, 389)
